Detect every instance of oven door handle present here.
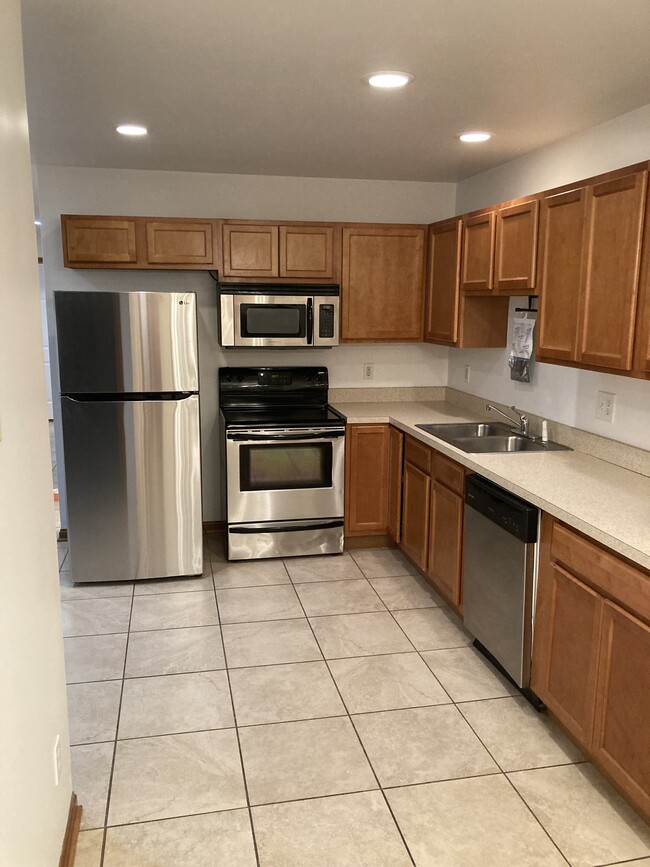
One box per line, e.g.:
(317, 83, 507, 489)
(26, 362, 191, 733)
(228, 431, 345, 441)
(230, 520, 344, 534)
(306, 297, 314, 345)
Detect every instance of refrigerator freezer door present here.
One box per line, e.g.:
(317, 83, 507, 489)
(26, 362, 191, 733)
(55, 290, 199, 394)
(62, 395, 202, 582)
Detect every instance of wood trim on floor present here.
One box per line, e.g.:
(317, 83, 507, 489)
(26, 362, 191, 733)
(58, 792, 82, 867)
(344, 534, 395, 550)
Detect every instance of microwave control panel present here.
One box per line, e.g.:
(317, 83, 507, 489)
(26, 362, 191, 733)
(318, 304, 336, 339)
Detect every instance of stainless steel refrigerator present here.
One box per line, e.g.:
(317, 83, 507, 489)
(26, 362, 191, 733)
(55, 290, 203, 582)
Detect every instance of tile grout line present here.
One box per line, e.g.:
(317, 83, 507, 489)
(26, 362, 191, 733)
(98, 579, 136, 867)
(289, 573, 418, 867)
(210, 567, 262, 867)
(384, 553, 575, 865)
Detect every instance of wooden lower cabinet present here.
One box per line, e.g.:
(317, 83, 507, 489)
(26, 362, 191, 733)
(532, 515, 650, 818)
(532, 562, 603, 744)
(344, 424, 389, 535)
(400, 461, 430, 570)
(593, 602, 650, 815)
(428, 480, 463, 606)
(386, 427, 404, 542)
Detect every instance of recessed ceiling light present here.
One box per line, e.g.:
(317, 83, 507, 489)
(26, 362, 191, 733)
(116, 124, 148, 136)
(34, 220, 41, 226)
(459, 131, 492, 143)
(367, 71, 414, 89)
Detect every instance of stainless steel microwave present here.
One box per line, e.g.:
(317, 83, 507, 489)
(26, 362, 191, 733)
(218, 284, 340, 348)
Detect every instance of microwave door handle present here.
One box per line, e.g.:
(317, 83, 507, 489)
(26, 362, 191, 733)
(306, 297, 314, 345)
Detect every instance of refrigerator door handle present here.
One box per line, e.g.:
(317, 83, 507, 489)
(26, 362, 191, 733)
(63, 392, 197, 402)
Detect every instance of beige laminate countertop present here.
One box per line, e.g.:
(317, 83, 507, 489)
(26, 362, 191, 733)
(331, 399, 650, 572)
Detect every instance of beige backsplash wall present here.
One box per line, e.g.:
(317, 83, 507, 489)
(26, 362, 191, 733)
(449, 102, 650, 454)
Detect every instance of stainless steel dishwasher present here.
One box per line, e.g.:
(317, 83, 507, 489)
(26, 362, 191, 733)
(463, 475, 539, 691)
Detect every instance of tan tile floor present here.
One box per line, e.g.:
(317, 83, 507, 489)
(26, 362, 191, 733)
(58, 537, 650, 867)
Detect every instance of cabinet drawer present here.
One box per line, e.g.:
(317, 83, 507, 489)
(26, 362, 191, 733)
(551, 523, 650, 623)
(433, 453, 464, 495)
(404, 436, 432, 474)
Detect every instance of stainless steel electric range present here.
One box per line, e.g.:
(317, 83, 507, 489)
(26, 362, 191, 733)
(219, 367, 346, 560)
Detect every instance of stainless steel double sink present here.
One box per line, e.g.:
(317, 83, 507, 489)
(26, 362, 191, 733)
(415, 422, 571, 454)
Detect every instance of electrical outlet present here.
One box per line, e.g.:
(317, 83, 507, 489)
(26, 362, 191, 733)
(363, 363, 374, 380)
(53, 735, 61, 786)
(596, 391, 615, 422)
(464, 365, 471, 383)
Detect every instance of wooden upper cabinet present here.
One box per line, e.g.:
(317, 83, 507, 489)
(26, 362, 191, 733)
(145, 221, 213, 265)
(344, 424, 389, 536)
(425, 219, 461, 344)
(279, 226, 335, 279)
(387, 427, 404, 543)
(537, 188, 587, 362)
(531, 561, 603, 745)
(460, 211, 496, 293)
(222, 224, 279, 278)
(578, 170, 647, 371)
(63, 217, 137, 265)
(341, 225, 426, 341)
(493, 199, 539, 294)
(632, 177, 650, 376)
(593, 601, 650, 816)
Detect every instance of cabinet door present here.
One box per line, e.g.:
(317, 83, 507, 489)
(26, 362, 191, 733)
(537, 188, 586, 362)
(632, 187, 650, 375)
(460, 211, 496, 293)
(63, 217, 137, 265)
(145, 221, 214, 266)
(222, 224, 279, 277)
(344, 424, 389, 535)
(493, 199, 539, 294)
(424, 219, 461, 344)
(592, 602, 650, 815)
(341, 226, 425, 341)
(279, 226, 335, 279)
(428, 481, 463, 605)
(531, 563, 603, 745)
(387, 427, 404, 543)
(401, 461, 430, 571)
(578, 171, 647, 370)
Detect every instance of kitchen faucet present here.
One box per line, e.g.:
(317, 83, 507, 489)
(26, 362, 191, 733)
(486, 404, 530, 437)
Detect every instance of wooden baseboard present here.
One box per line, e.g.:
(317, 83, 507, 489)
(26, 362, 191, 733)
(345, 534, 395, 550)
(59, 792, 82, 867)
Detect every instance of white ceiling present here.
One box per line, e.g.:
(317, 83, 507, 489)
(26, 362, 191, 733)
(20, 0, 650, 182)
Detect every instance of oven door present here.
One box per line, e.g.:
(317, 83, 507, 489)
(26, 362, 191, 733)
(226, 427, 345, 523)
(233, 295, 312, 347)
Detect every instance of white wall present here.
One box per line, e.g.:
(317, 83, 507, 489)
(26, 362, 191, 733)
(450, 104, 650, 450)
(37, 165, 454, 522)
(0, 3, 72, 865)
